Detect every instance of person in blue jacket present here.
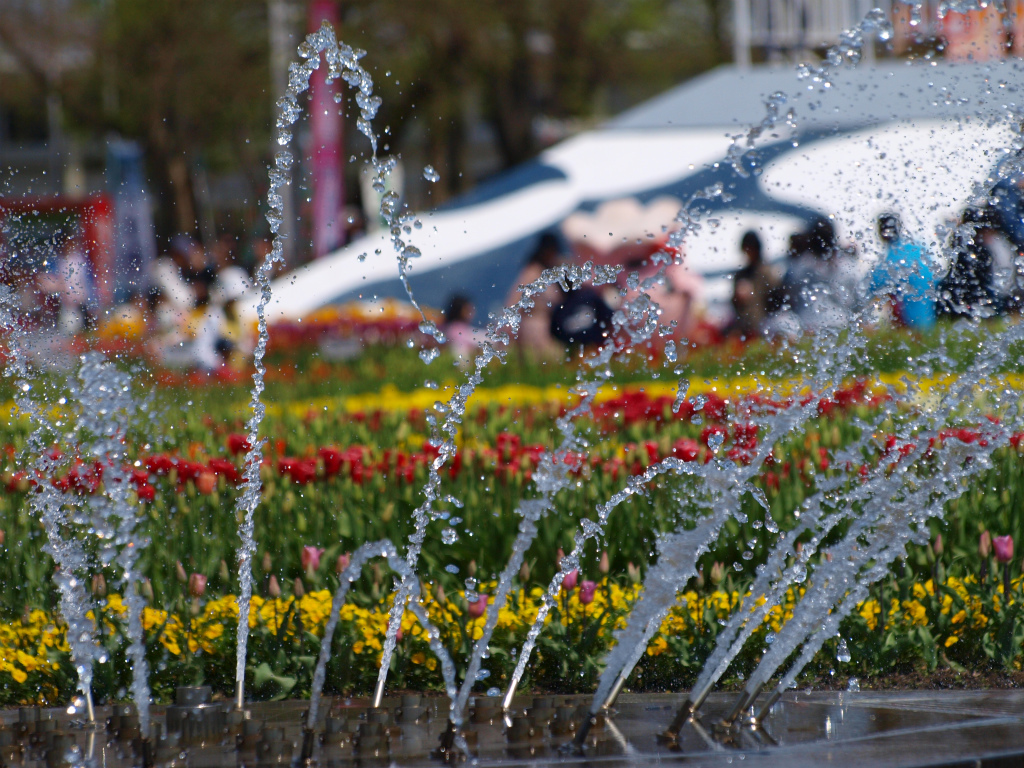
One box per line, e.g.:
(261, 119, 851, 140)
(869, 213, 936, 330)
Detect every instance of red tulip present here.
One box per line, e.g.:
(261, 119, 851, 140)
(579, 580, 597, 605)
(562, 569, 579, 591)
(195, 472, 217, 495)
(227, 433, 251, 455)
(188, 573, 207, 598)
(136, 484, 155, 502)
(467, 594, 488, 619)
(993, 535, 1014, 563)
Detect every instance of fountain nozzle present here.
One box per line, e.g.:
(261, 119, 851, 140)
(718, 682, 762, 729)
(755, 686, 784, 723)
(569, 711, 599, 755)
(658, 698, 695, 747)
(84, 689, 95, 725)
(299, 727, 316, 763)
(433, 719, 464, 763)
(141, 737, 155, 768)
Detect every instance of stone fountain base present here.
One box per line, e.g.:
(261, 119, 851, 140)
(4, 688, 1023, 767)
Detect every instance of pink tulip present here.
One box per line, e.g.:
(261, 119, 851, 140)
(562, 569, 579, 591)
(335, 552, 352, 575)
(598, 551, 610, 574)
(268, 575, 282, 598)
(979, 531, 992, 559)
(468, 594, 488, 619)
(301, 546, 325, 574)
(556, 548, 565, 568)
(188, 573, 207, 598)
(993, 535, 1014, 563)
(579, 580, 597, 605)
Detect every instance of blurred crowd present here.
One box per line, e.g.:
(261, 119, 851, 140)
(10, 196, 1024, 374)
(6, 233, 268, 374)
(445, 198, 1024, 363)
(728, 205, 1024, 342)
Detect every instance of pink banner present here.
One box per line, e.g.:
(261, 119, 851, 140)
(308, 0, 344, 259)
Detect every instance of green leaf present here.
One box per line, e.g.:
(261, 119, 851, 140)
(250, 662, 296, 701)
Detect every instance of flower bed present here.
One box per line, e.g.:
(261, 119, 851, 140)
(2, 568, 1022, 706)
(0, 368, 1022, 706)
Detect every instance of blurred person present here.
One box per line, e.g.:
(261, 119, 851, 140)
(57, 237, 93, 334)
(211, 234, 237, 271)
(152, 235, 199, 312)
(869, 213, 936, 330)
(506, 233, 565, 360)
(188, 269, 248, 372)
(443, 294, 484, 364)
(97, 289, 146, 341)
(938, 207, 1003, 318)
(211, 267, 252, 363)
(777, 218, 857, 333)
(729, 230, 779, 338)
(145, 286, 193, 367)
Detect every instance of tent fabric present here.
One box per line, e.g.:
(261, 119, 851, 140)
(253, 59, 1024, 324)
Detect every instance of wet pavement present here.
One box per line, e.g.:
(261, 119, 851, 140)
(2, 689, 1023, 767)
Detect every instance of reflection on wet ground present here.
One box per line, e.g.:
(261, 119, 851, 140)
(2, 689, 1022, 767)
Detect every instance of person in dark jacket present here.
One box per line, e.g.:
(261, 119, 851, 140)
(937, 208, 1003, 319)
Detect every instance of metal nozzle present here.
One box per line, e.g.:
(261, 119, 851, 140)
(721, 686, 759, 728)
(299, 728, 316, 763)
(755, 686, 784, 724)
(659, 698, 695, 746)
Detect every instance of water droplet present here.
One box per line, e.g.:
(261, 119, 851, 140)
(423, 165, 440, 183)
(837, 638, 851, 664)
(441, 527, 458, 544)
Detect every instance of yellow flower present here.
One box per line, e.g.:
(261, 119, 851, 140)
(11, 668, 26, 684)
(411, 653, 426, 665)
(426, 658, 437, 671)
(944, 636, 959, 648)
(951, 610, 966, 625)
(646, 636, 668, 657)
(858, 599, 880, 631)
(902, 600, 927, 626)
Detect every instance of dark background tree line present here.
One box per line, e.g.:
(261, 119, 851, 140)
(0, 0, 730, 249)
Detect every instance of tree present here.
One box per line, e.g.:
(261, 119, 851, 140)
(339, 0, 730, 203)
(81, 0, 271, 237)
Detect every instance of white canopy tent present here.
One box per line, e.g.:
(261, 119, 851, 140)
(245, 58, 1024, 324)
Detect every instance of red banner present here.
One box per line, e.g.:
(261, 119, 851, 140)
(308, 0, 344, 259)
